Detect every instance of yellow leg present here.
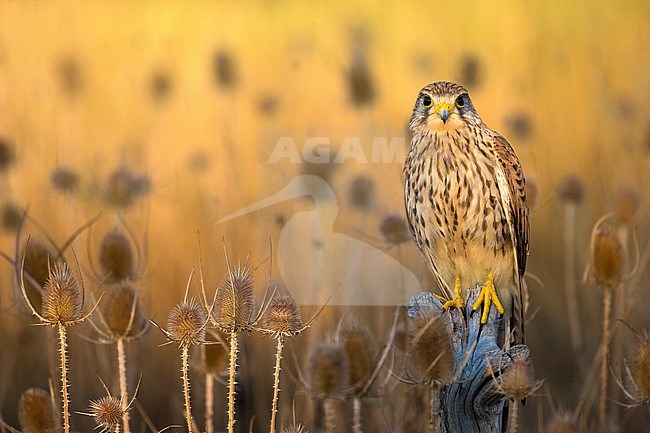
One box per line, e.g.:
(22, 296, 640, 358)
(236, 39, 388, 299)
(443, 276, 464, 309)
(472, 271, 504, 323)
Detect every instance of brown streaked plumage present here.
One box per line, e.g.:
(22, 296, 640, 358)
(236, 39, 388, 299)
(404, 81, 529, 344)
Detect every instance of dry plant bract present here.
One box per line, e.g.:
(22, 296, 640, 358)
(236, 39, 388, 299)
(19, 249, 101, 433)
(616, 330, 650, 406)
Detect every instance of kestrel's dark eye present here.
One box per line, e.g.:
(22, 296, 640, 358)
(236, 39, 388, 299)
(422, 95, 432, 107)
(455, 95, 465, 108)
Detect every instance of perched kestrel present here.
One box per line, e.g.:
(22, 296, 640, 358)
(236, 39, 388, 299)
(404, 81, 529, 344)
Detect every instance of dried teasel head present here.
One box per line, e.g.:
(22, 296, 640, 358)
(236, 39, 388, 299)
(591, 224, 624, 288)
(264, 293, 302, 337)
(167, 298, 206, 347)
(379, 213, 410, 245)
(545, 412, 578, 433)
(348, 175, 376, 211)
(88, 396, 123, 433)
(50, 166, 80, 194)
(99, 228, 135, 282)
(102, 165, 150, 208)
(339, 316, 377, 391)
(629, 331, 650, 404)
(215, 263, 255, 332)
(557, 175, 585, 204)
(42, 261, 84, 324)
(499, 356, 536, 400)
(408, 309, 454, 385)
(1, 202, 22, 232)
(612, 186, 639, 226)
(282, 424, 309, 433)
(308, 338, 348, 398)
(101, 283, 147, 340)
(0, 137, 15, 172)
(18, 388, 56, 433)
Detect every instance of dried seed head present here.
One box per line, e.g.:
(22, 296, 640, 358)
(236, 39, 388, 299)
(557, 175, 585, 204)
(339, 317, 377, 391)
(458, 54, 482, 88)
(525, 177, 538, 211)
(42, 262, 84, 323)
(379, 214, 410, 245)
(0, 138, 15, 172)
(591, 225, 624, 288)
(408, 309, 453, 385)
(1, 202, 22, 232)
(50, 166, 80, 193)
(612, 187, 639, 225)
(202, 334, 229, 374)
(102, 284, 147, 340)
(264, 293, 302, 336)
(546, 412, 578, 433)
(630, 331, 650, 403)
(348, 175, 376, 211)
(308, 339, 348, 397)
(499, 357, 536, 400)
(18, 388, 56, 433)
(21, 241, 56, 312)
(88, 396, 123, 432)
(346, 38, 376, 107)
(215, 264, 255, 332)
(213, 49, 238, 89)
(57, 56, 83, 97)
(504, 113, 533, 141)
(102, 166, 150, 208)
(167, 298, 206, 346)
(99, 228, 135, 282)
(150, 71, 172, 103)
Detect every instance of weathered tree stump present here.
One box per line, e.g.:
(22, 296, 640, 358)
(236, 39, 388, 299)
(408, 287, 531, 433)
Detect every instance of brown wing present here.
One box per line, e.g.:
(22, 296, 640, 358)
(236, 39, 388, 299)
(493, 133, 529, 344)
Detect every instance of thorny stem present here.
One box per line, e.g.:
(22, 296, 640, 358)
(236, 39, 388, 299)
(352, 397, 362, 433)
(507, 400, 519, 433)
(117, 338, 132, 433)
(58, 323, 71, 433)
(270, 336, 284, 433)
(227, 330, 239, 433)
(563, 203, 583, 356)
(205, 372, 214, 433)
(182, 345, 194, 433)
(599, 287, 612, 433)
(429, 384, 439, 433)
(323, 398, 336, 433)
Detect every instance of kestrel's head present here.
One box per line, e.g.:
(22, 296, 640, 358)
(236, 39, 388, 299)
(409, 81, 482, 134)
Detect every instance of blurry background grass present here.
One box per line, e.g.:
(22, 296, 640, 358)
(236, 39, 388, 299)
(0, 0, 648, 431)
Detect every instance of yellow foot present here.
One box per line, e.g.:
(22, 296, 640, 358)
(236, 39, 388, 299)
(443, 276, 464, 309)
(472, 271, 505, 323)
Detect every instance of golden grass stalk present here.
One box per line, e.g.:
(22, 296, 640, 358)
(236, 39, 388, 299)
(590, 223, 624, 432)
(19, 254, 101, 433)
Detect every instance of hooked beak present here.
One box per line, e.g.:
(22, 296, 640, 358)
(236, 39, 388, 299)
(435, 102, 453, 124)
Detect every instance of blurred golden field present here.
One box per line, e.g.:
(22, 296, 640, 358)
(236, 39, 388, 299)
(0, 0, 648, 432)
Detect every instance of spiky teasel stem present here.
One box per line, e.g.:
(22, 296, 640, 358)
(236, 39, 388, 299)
(323, 398, 336, 433)
(270, 336, 285, 433)
(227, 330, 238, 433)
(599, 287, 611, 432)
(181, 344, 194, 433)
(57, 323, 71, 433)
(117, 339, 131, 433)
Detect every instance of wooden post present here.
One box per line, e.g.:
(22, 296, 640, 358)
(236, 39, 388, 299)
(408, 287, 531, 433)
